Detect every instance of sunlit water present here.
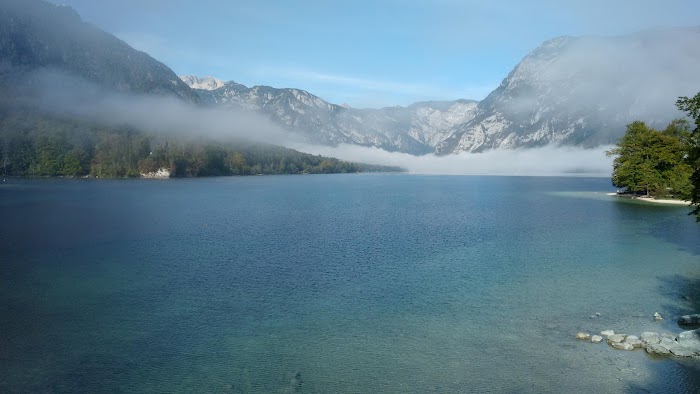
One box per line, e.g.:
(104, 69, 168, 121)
(1, 175, 699, 393)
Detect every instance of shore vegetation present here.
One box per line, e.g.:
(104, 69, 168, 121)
(607, 92, 700, 220)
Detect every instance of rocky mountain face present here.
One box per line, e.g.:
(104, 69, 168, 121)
(2, 0, 698, 156)
(436, 28, 700, 154)
(179, 75, 225, 91)
(0, 0, 199, 102)
(185, 27, 700, 155)
(186, 78, 478, 154)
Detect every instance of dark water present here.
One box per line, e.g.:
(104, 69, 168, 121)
(1, 175, 699, 393)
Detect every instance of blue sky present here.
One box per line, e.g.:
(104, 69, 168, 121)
(51, 0, 700, 108)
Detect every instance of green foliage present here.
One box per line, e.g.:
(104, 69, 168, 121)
(225, 152, 249, 175)
(61, 149, 84, 176)
(677, 92, 700, 220)
(606, 120, 692, 199)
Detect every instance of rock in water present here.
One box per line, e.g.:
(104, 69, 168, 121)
(607, 334, 626, 344)
(660, 333, 677, 342)
(671, 347, 698, 357)
(624, 335, 644, 349)
(288, 371, 303, 392)
(640, 332, 660, 345)
(646, 343, 672, 355)
(654, 312, 663, 321)
(591, 335, 603, 343)
(670, 347, 699, 357)
(601, 330, 615, 337)
(576, 332, 591, 340)
(677, 329, 700, 350)
(656, 337, 681, 354)
(678, 314, 700, 326)
(611, 342, 635, 350)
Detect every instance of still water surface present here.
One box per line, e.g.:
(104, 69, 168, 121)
(1, 175, 700, 392)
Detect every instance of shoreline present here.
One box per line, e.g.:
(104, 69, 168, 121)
(606, 193, 692, 206)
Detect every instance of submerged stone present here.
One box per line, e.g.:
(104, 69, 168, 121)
(678, 314, 700, 326)
(654, 312, 663, 321)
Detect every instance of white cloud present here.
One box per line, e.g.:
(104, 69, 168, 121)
(291, 143, 614, 176)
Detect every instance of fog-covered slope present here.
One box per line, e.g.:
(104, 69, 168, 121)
(189, 79, 477, 154)
(0, 0, 199, 102)
(436, 28, 700, 153)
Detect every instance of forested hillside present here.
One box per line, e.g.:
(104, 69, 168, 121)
(0, 105, 401, 178)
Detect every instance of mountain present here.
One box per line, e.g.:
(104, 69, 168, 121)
(183, 27, 700, 155)
(3, 0, 699, 157)
(184, 78, 478, 154)
(436, 28, 700, 154)
(179, 75, 225, 91)
(0, 0, 198, 102)
(0, 1, 401, 178)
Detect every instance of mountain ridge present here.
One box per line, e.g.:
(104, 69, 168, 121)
(180, 26, 700, 155)
(436, 27, 700, 154)
(182, 76, 479, 154)
(2, 0, 699, 157)
(0, 0, 199, 102)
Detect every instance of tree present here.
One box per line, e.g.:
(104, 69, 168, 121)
(61, 149, 84, 176)
(225, 152, 249, 175)
(677, 92, 700, 220)
(606, 120, 692, 198)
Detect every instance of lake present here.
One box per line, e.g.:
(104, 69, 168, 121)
(1, 174, 699, 392)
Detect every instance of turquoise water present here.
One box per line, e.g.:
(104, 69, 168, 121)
(1, 175, 699, 393)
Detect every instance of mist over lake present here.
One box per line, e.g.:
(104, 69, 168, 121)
(2, 174, 699, 392)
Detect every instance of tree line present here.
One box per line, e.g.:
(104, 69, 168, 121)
(607, 91, 700, 219)
(0, 108, 401, 178)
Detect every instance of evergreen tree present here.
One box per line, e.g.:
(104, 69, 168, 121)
(606, 120, 692, 198)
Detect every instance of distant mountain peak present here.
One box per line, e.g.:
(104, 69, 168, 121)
(179, 75, 226, 90)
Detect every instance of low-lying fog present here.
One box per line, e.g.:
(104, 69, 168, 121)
(28, 69, 613, 177)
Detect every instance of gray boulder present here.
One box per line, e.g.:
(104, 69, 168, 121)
(640, 332, 660, 345)
(660, 333, 677, 341)
(607, 334, 626, 344)
(646, 343, 672, 355)
(600, 330, 615, 337)
(591, 335, 603, 343)
(611, 341, 634, 350)
(659, 337, 677, 349)
(624, 335, 644, 349)
(670, 347, 698, 357)
(677, 329, 700, 349)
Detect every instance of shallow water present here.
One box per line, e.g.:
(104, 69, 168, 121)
(1, 175, 699, 392)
